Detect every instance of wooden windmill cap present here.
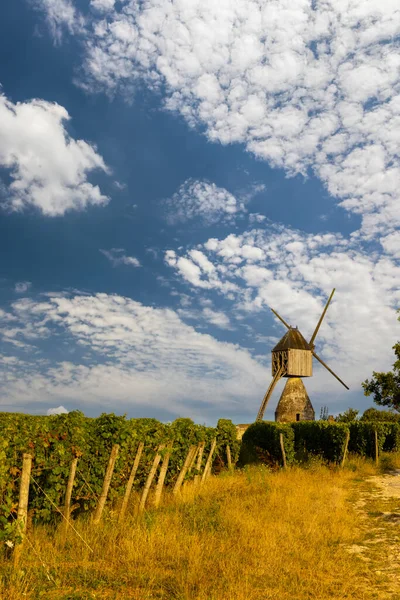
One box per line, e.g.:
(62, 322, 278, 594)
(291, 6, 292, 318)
(272, 328, 310, 352)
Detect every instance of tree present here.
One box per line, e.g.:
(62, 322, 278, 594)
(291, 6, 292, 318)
(336, 408, 359, 423)
(360, 407, 400, 422)
(362, 316, 400, 411)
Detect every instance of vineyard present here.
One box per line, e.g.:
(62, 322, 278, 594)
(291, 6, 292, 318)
(2, 411, 400, 599)
(2, 412, 400, 566)
(0, 411, 239, 550)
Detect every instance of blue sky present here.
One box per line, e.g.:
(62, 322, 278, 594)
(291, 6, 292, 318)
(0, 0, 399, 424)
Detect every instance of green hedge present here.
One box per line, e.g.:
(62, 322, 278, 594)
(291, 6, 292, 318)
(239, 422, 295, 467)
(291, 422, 349, 463)
(348, 422, 400, 456)
(0, 411, 238, 531)
(239, 420, 400, 469)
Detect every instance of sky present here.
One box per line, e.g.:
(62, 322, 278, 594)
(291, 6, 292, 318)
(0, 0, 399, 425)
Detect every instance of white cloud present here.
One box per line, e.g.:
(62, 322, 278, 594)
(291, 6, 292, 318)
(164, 179, 246, 225)
(381, 232, 400, 259)
(15, 282, 32, 294)
(177, 305, 232, 330)
(90, 0, 115, 13)
(47, 405, 69, 415)
(100, 248, 141, 267)
(32, 0, 84, 42)
(34, 0, 400, 236)
(166, 224, 400, 395)
(202, 307, 231, 330)
(0, 293, 267, 419)
(0, 91, 109, 216)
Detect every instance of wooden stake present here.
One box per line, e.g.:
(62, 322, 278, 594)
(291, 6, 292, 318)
(193, 441, 205, 486)
(93, 444, 119, 525)
(200, 438, 217, 485)
(137, 445, 164, 515)
(188, 445, 198, 474)
(226, 445, 232, 470)
(341, 430, 350, 468)
(154, 443, 173, 508)
(375, 429, 379, 466)
(279, 433, 287, 469)
(173, 445, 197, 496)
(61, 457, 78, 542)
(183, 445, 199, 489)
(118, 442, 144, 523)
(13, 453, 32, 566)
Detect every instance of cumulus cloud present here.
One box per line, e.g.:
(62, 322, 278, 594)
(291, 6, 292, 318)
(0, 293, 267, 419)
(166, 224, 400, 395)
(0, 91, 109, 215)
(47, 405, 68, 415)
(34, 0, 400, 236)
(164, 179, 247, 225)
(100, 248, 141, 267)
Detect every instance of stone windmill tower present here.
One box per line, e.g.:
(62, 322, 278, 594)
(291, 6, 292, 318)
(256, 289, 349, 422)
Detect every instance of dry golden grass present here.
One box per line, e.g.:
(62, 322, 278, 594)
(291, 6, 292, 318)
(0, 460, 388, 600)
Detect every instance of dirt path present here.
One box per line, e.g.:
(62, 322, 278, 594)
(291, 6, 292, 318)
(346, 469, 400, 598)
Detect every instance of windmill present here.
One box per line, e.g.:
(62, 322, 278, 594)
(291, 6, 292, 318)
(256, 288, 349, 422)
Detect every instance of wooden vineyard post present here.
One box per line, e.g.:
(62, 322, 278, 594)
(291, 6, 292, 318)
(226, 445, 233, 471)
(173, 445, 197, 496)
(61, 457, 78, 542)
(375, 429, 379, 466)
(118, 442, 144, 523)
(154, 442, 173, 508)
(188, 445, 198, 474)
(93, 444, 119, 525)
(13, 453, 32, 567)
(200, 438, 217, 486)
(183, 445, 199, 489)
(279, 433, 287, 469)
(193, 442, 205, 486)
(341, 430, 350, 468)
(137, 445, 164, 515)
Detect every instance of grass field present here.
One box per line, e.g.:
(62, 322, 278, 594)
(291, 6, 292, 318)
(1, 456, 397, 600)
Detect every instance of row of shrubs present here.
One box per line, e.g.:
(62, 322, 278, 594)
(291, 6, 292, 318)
(0, 411, 240, 528)
(239, 420, 400, 467)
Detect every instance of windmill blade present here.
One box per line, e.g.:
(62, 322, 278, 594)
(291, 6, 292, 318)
(312, 350, 349, 390)
(270, 308, 291, 330)
(309, 288, 335, 347)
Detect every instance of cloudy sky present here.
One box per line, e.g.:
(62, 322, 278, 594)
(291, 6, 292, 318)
(0, 0, 399, 424)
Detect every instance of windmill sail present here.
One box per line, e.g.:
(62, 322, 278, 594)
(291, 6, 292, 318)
(309, 288, 335, 347)
(312, 351, 349, 390)
(270, 308, 291, 330)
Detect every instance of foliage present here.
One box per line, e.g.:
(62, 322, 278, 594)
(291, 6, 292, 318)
(348, 421, 400, 456)
(336, 408, 359, 423)
(239, 421, 349, 466)
(360, 408, 400, 422)
(362, 314, 400, 412)
(0, 411, 238, 531)
(215, 419, 241, 465)
(239, 421, 295, 467)
(291, 421, 349, 463)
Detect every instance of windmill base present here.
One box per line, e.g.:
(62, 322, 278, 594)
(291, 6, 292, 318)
(275, 377, 315, 423)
